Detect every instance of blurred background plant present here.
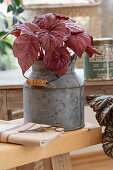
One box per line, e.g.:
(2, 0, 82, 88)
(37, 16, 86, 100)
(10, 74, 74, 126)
(0, 0, 25, 70)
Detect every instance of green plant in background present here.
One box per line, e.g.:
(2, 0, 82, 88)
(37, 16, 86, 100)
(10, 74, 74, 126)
(0, 0, 25, 70)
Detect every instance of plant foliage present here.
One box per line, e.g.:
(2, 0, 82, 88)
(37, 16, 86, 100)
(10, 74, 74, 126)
(4, 13, 101, 75)
(0, 0, 24, 58)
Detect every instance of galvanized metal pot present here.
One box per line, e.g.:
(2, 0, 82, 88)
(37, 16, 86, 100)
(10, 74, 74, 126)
(23, 60, 84, 131)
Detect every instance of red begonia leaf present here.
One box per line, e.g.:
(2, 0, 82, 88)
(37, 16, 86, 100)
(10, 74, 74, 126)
(86, 46, 102, 57)
(85, 36, 102, 56)
(63, 28, 71, 41)
(90, 36, 94, 46)
(53, 13, 83, 35)
(33, 13, 66, 54)
(53, 14, 83, 35)
(4, 29, 21, 39)
(14, 23, 40, 36)
(43, 46, 70, 75)
(38, 19, 66, 55)
(53, 13, 70, 21)
(64, 20, 84, 34)
(65, 32, 96, 58)
(33, 13, 55, 29)
(85, 47, 94, 57)
(13, 34, 39, 74)
(53, 63, 69, 75)
(53, 13, 75, 23)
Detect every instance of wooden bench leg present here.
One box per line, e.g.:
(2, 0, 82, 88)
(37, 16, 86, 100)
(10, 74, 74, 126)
(43, 158, 52, 170)
(51, 153, 72, 170)
(0, 90, 8, 120)
(15, 160, 44, 170)
(7, 159, 52, 170)
(7, 153, 72, 170)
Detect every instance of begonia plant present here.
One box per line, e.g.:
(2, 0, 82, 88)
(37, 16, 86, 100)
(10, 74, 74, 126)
(4, 13, 101, 75)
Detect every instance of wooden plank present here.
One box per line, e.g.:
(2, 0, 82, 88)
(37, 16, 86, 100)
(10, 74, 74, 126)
(85, 85, 113, 95)
(0, 123, 102, 169)
(0, 90, 8, 120)
(34, 160, 47, 170)
(5, 150, 113, 170)
(84, 85, 113, 105)
(7, 160, 52, 170)
(16, 161, 45, 170)
(16, 163, 35, 170)
(0, 70, 25, 90)
(7, 89, 23, 110)
(43, 158, 52, 170)
(7, 110, 23, 120)
(12, 110, 23, 120)
(51, 153, 72, 170)
(0, 85, 23, 90)
(84, 80, 113, 86)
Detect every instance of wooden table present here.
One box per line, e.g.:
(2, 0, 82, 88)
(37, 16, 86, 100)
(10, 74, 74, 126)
(1, 69, 113, 120)
(0, 121, 102, 170)
(0, 70, 25, 120)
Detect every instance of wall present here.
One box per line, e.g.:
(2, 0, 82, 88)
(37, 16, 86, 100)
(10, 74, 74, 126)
(99, 0, 113, 38)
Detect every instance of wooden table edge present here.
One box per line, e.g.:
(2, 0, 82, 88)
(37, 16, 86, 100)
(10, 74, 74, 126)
(0, 123, 102, 169)
(1, 80, 113, 89)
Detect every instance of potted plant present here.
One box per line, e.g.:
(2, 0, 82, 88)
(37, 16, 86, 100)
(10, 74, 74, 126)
(4, 13, 101, 131)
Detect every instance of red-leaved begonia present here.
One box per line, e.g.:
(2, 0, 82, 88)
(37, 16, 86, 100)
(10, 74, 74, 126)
(14, 23, 40, 36)
(33, 13, 56, 29)
(65, 32, 101, 58)
(4, 13, 101, 75)
(4, 29, 21, 39)
(38, 20, 66, 55)
(33, 13, 66, 55)
(43, 46, 71, 75)
(85, 36, 102, 57)
(13, 34, 39, 74)
(53, 13, 71, 21)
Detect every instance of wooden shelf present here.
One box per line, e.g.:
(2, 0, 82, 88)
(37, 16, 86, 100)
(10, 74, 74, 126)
(85, 80, 113, 86)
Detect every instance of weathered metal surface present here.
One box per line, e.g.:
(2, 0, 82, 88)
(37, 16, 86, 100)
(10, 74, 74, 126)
(23, 61, 84, 131)
(84, 38, 113, 81)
